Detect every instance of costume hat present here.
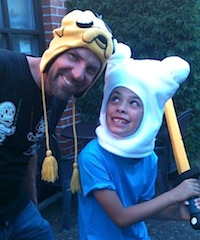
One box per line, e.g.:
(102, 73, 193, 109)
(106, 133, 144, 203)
(40, 10, 114, 186)
(40, 10, 114, 96)
(96, 41, 190, 158)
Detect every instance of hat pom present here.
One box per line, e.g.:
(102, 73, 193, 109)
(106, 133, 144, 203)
(70, 162, 82, 194)
(41, 150, 58, 182)
(108, 39, 132, 63)
(162, 56, 190, 84)
(106, 40, 132, 75)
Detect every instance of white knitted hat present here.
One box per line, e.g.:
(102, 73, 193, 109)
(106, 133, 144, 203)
(96, 41, 190, 158)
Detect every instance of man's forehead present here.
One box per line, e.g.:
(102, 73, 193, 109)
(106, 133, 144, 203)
(69, 47, 101, 67)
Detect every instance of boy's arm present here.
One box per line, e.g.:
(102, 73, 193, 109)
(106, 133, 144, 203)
(93, 178, 200, 227)
(151, 202, 190, 220)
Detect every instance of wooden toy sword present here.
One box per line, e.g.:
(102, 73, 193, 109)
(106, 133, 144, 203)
(164, 98, 200, 230)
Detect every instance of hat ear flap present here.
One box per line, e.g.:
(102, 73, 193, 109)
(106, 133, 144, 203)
(162, 56, 190, 84)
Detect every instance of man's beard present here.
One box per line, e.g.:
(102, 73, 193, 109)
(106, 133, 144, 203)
(50, 79, 73, 100)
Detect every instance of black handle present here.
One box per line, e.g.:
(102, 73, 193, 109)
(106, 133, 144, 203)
(189, 197, 200, 230)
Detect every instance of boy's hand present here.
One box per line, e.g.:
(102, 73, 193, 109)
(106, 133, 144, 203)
(171, 178, 200, 203)
(175, 197, 200, 221)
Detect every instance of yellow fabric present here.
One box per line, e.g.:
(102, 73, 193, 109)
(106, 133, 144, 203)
(39, 10, 114, 184)
(70, 97, 82, 193)
(41, 150, 58, 182)
(40, 10, 113, 71)
(40, 10, 114, 96)
(41, 73, 58, 182)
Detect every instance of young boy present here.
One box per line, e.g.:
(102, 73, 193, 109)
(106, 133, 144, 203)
(77, 42, 200, 239)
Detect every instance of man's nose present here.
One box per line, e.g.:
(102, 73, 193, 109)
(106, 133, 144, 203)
(72, 64, 85, 81)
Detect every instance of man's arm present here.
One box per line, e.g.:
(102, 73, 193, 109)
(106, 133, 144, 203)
(22, 154, 38, 206)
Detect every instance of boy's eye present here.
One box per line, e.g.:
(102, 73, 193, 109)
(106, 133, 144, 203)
(130, 99, 142, 108)
(110, 95, 120, 103)
(130, 100, 139, 106)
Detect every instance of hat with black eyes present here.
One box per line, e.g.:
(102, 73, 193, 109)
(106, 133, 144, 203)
(40, 9, 114, 92)
(39, 9, 114, 190)
(96, 41, 190, 158)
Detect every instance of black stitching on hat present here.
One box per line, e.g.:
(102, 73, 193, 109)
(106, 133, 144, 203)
(94, 12, 112, 34)
(55, 28, 64, 37)
(96, 35, 107, 45)
(76, 21, 93, 28)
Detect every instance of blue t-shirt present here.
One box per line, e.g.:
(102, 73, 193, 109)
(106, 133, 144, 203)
(78, 139, 158, 240)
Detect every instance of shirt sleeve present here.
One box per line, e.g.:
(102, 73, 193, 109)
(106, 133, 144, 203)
(78, 140, 116, 196)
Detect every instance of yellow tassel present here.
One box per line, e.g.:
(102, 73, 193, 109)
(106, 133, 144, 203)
(40, 73, 58, 183)
(41, 150, 58, 182)
(70, 97, 82, 194)
(70, 162, 82, 194)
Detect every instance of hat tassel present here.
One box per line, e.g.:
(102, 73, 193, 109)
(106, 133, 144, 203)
(70, 97, 82, 193)
(41, 150, 58, 182)
(41, 73, 58, 182)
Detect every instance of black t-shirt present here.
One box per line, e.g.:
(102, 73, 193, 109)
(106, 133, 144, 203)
(0, 49, 67, 222)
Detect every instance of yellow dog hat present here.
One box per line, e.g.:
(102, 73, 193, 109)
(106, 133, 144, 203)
(40, 10, 114, 94)
(40, 10, 114, 184)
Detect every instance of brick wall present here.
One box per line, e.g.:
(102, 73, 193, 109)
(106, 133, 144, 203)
(41, 0, 67, 47)
(40, 0, 82, 158)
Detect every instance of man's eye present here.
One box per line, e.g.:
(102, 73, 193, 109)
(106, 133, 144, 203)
(87, 66, 97, 76)
(68, 52, 78, 61)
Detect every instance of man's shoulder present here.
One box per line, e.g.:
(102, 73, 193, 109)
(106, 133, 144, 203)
(0, 49, 26, 64)
(0, 49, 23, 56)
(0, 49, 31, 77)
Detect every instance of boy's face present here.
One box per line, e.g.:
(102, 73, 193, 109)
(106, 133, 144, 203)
(106, 87, 144, 137)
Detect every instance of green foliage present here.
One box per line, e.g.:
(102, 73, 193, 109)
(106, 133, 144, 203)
(77, 74, 104, 122)
(68, 0, 200, 161)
